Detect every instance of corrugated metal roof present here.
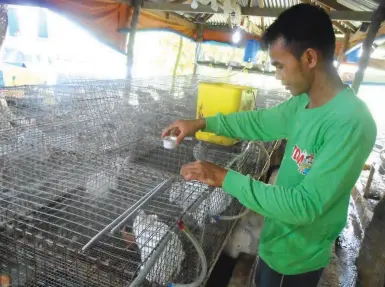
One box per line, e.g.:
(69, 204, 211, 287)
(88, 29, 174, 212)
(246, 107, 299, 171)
(173, 0, 374, 36)
(336, 0, 378, 11)
(206, 0, 308, 30)
(248, 0, 301, 27)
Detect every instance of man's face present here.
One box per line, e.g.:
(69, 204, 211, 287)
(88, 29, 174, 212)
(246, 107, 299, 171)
(269, 38, 316, 96)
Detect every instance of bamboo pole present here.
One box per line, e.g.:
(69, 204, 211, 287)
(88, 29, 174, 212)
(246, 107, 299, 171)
(363, 164, 375, 199)
(351, 3, 385, 93)
(126, 0, 141, 79)
(336, 30, 350, 70)
(172, 36, 184, 78)
(171, 36, 184, 91)
(193, 24, 204, 77)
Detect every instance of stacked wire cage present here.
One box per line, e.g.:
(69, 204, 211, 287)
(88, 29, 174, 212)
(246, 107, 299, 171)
(0, 76, 288, 287)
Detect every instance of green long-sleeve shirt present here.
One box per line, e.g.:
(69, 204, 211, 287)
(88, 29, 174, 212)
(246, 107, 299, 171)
(205, 86, 377, 275)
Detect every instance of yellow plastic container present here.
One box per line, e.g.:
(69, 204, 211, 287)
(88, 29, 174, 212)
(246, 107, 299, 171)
(196, 82, 257, 146)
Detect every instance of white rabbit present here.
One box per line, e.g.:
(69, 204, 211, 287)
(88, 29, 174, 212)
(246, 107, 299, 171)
(224, 211, 264, 259)
(224, 169, 272, 258)
(169, 180, 204, 211)
(224, 224, 253, 259)
(169, 180, 233, 227)
(192, 188, 233, 226)
(133, 210, 185, 285)
(85, 171, 116, 197)
(114, 154, 132, 175)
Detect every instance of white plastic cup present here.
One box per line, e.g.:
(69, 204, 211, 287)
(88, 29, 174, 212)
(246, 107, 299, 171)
(163, 136, 177, 150)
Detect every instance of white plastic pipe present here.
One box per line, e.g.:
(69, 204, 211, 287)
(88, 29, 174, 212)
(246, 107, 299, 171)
(82, 177, 174, 251)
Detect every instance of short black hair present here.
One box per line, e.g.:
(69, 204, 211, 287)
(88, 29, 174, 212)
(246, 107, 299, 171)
(260, 4, 336, 62)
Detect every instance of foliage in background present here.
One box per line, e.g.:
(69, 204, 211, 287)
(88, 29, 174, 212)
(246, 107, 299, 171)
(133, 31, 196, 77)
(199, 43, 244, 65)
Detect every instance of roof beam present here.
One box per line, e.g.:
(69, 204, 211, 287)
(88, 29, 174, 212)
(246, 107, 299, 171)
(139, 3, 374, 22)
(205, 24, 262, 35)
(315, 0, 358, 32)
(333, 21, 348, 34)
(351, 2, 385, 92)
(315, 0, 350, 11)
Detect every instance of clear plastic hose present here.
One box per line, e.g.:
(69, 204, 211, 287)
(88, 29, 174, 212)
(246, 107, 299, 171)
(168, 220, 208, 287)
(212, 141, 272, 221)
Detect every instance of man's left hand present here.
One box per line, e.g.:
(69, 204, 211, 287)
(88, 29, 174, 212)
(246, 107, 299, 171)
(180, 160, 228, 187)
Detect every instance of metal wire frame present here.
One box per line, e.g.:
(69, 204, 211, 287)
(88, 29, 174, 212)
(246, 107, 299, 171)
(0, 76, 289, 287)
(0, 141, 248, 287)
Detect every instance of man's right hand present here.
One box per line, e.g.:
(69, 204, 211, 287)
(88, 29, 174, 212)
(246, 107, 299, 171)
(162, 119, 206, 145)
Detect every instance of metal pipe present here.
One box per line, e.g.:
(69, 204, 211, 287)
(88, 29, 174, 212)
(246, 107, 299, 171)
(168, 225, 208, 287)
(128, 229, 175, 287)
(130, 141, 274, 285)
(82, 178, 174, 251)
(130, 220, 208, 287)
(128, 181, 217, 286)
(129, 185, 212, 286)
(110, 177, 175, 234)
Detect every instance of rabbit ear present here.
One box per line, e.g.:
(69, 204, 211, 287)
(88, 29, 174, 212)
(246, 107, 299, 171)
(137, 210, 146, 217)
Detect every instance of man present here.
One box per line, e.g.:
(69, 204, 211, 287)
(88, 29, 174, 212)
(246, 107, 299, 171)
(162, 4, 377, 287)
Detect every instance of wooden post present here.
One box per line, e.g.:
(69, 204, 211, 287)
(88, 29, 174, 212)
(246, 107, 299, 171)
(193, 24, 204, 77)
(336, 30, 350, 70)
(259, 0, 264, 31)
(356, 196, 385, 287)
(171, 36, 183, 92)
(192, 42, 201, 77)
(172, 36, 184, 79)
(126, 0, 141, 79)
(363, 164, 375, 198)
(351, 3, 385, 93)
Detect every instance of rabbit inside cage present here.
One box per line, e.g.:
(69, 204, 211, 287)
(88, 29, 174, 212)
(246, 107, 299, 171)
(0, 77, 281, 287)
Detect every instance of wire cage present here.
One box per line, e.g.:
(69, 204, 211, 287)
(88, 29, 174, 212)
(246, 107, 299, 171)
(0, 76, 287, 287)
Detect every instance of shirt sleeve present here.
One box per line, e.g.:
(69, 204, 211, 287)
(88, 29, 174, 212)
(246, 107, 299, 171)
(204, 96, 300, 141)
(222, 119, 377, 225)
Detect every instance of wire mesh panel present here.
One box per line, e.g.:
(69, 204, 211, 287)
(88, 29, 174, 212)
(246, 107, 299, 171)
(0, 76, 287, 287)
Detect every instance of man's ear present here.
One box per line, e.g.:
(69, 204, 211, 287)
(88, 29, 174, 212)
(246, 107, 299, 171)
(301, 48, 318, 69)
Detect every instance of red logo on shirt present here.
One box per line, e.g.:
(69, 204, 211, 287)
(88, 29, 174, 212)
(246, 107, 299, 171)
(292, 145, 315, 175)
